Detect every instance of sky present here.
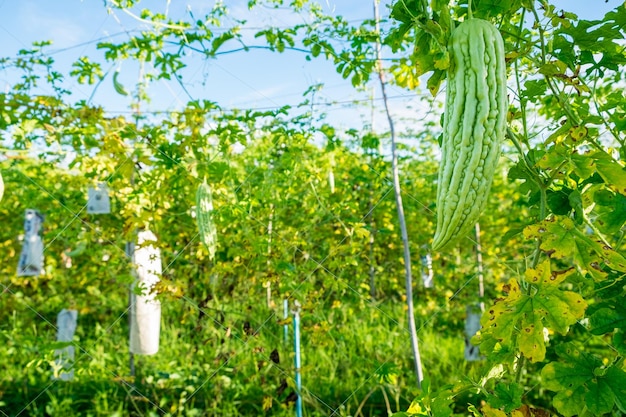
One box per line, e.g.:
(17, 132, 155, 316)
(0, 0, 624, 134)
(0, 0, 387, 130)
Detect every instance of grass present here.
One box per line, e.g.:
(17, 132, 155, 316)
(0, 280, 483, 416)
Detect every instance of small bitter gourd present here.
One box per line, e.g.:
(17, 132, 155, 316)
(196, 180, 218, 261)
(432, 18, 507, 251)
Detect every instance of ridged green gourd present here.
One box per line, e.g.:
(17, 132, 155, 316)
(432, 18, 507, 251)
(196, 181, 218, 261)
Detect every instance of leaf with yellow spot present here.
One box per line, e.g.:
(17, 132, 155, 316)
(524, 261, 586, 334)
(524, 216, 626, 280)
(478, 261, 586, 363)
(568, 125, 588, 142)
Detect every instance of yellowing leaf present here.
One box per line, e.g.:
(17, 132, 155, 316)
(262, 395, 273, 411)
(406, 400, 428, 415)
(518, 310, 546, 364)
(481, 404, 508, 417)
(479, 261, 586, 363)
(524, 216, 626, 279)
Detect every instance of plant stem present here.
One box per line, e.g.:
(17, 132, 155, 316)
(585, 71, 625, 148)
(514, 9, 529, 141)
(373, 0, 424, 388)
(506, 127, 545, 189)
(354, 387, 377, 417)
(380, 386, 393, 416)
(516, 158, 548, 385)
(529, 3, 583, 128)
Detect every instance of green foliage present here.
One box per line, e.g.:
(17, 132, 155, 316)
(1, 0, 626, 415)
(542, 343, 626, 416)
(388, 377, 454, 416)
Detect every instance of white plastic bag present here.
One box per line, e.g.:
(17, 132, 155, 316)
(129, 230, 162, 355)
(464, 303, 483, 361)
(420, 253, 434, 289)
(87, 183, 111, 214)
(17, 209, 44, 276)
(53, 309, 78, 381)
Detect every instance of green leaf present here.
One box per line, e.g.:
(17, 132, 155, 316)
(361, 132, 380, 151)
(568, 190, 585, 222)
(594, 153, 626, 196)
(538, 60, 568, 77)
(589, 305, 626, 335)
(542, 342, 626, 416)
(546, 189, 572, 215)
(570, 151, 596, 179)
(536, 141, 569, 166)
(390, 0, 427, 24)
(522, 79, 547, 102)
(486, 382, 524, 412)
(613, 330, 626, 355)
(585, 378, 615, 415)
(473, 0, 521, 18)
(606, 363, 626, 413)
(594, 190, 626, 234)
(427, 69, 445, 96)
(211, 32, 235, 52)
(507, 157, 540, 195)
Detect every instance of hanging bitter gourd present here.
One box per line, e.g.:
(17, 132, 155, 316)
(0, 171, 3, 203)
(432, 18, 507, 251)
(196, 180, 218, 261)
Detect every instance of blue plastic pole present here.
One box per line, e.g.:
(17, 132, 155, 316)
(293, 301, 302, 417)
(283, 299, 289, 344)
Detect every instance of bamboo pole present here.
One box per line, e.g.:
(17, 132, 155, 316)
(373, 0, 424, 388)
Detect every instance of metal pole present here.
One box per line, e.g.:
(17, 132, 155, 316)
(292, 300, 302, 417)
(283, 299, 289, 344)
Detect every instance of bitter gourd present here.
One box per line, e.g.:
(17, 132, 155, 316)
(432, 18, 507, 251)
(196, 180, 218, 261)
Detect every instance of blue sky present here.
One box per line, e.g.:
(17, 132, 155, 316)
(0, 0, 382, 128)
(0, 0, 623, 132)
